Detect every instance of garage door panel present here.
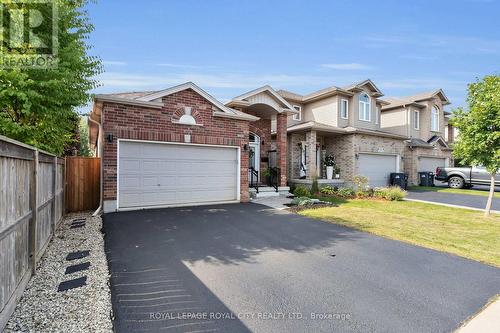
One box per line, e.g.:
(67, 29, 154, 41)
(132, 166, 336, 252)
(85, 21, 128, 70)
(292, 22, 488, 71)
(118, 141, 239, 209)
(357, 154, 397, 188)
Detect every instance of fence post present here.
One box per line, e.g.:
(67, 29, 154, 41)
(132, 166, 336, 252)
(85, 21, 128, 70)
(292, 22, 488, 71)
(28, 149, 39, 275)
(52, 156, 57, 232)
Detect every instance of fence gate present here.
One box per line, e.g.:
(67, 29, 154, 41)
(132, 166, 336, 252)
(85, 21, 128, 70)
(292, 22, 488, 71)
(65, 157, 100, 212)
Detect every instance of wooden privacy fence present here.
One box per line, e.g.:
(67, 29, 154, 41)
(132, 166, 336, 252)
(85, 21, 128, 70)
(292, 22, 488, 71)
(66, 157, 100, 212)
(0, 135, 65, 331)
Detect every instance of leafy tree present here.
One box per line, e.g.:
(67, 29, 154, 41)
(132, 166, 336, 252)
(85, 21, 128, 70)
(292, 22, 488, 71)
(78, 116, 91, 156)
(0, 0, 102, 155)
(451, 75, 500, 216)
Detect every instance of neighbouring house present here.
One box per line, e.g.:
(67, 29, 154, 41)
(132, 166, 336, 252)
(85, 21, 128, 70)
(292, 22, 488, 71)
(89, 80, 454, 213)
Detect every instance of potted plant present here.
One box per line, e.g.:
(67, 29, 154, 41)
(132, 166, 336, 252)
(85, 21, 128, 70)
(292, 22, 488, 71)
(324, 153, 336, 180)
(334, 166, 341, 179)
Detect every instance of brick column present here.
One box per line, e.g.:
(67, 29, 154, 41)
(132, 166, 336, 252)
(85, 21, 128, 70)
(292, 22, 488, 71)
(276, 113, 288, 186)
(306, 130, 317, 180)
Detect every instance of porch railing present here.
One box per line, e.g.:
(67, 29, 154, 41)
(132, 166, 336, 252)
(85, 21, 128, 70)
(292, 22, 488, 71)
(269, 167, 280, 192)
(249, 166, 259, 193)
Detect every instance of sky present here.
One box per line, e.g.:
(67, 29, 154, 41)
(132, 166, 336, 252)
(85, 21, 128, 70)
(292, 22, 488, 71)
(85, 0, 500, 113)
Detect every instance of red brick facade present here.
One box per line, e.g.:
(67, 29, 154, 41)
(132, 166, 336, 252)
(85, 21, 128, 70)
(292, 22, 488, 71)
(276, 113, 288, 186)
(102, 88, 250, 203)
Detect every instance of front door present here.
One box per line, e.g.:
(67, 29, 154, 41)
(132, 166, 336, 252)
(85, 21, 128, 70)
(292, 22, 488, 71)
(249, 133, 260, 185)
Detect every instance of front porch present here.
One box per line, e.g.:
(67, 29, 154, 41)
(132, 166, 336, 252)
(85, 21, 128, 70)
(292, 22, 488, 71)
(227, 86, 299, 194)
(288, 128, 352, 186)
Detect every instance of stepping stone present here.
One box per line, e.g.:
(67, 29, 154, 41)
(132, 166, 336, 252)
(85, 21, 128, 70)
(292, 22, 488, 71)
(66, 250, 90, 261)
(57, 276, 87, 292)
(65, 262, 91, 275)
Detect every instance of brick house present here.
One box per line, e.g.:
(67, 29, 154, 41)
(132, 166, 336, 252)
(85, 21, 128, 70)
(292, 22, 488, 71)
(89, 80, 453, 213)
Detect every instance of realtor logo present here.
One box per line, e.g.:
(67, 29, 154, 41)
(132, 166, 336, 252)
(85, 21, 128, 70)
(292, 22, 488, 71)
(0, 0, 58, 68)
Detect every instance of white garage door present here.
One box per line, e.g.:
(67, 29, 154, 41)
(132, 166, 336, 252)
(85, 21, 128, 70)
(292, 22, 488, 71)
(418, 157, 446, 173)
(118, 141, 239, 209)
(357, 153, 398, 188)
(418, 157, 447, 185)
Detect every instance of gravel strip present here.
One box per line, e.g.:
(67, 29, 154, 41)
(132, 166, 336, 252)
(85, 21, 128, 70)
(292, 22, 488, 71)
(5, 212, 113, 333)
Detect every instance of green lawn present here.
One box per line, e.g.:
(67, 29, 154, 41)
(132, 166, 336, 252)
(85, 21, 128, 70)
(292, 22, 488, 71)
(408, 185, 500, 198)
(300, 197, 500, 267)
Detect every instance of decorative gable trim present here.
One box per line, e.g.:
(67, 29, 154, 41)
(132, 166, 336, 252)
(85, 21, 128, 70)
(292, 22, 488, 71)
(137, 82, 259, 121)
(229, 85, 298, 114)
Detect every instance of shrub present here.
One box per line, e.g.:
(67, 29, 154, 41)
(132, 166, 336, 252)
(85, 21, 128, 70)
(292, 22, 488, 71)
(353, 175, 369, 192)
(294, 185, 311, 197)
(311, 178, 319, 194)
(374, 186, 407, 201)
(291, 196, 315, 206)
(320, 185, 336, 195)
(336, 187, 355, 198)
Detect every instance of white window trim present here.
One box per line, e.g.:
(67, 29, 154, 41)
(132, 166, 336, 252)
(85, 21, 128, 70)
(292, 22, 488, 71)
(340, 99, 349, 119)
(358, 94, 371, 122)
(413, 110, 420, 130)
(431, 106, 439, 132)
(375, 106, 380, 124)
(292, 105, 302, 121)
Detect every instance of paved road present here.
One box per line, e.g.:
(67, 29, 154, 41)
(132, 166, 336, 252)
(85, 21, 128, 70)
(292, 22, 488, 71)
(407, 189, 500, 211)
(103, 204, 500, 333)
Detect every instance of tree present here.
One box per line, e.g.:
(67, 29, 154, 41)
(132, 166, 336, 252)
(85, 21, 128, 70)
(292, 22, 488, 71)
(451, 75, 500, 216)
(78, 116, 92, 157)
(0, 0, 102, 155)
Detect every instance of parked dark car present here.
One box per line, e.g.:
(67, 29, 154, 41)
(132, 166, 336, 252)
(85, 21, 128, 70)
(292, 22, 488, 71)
(435, 166, 500, 189)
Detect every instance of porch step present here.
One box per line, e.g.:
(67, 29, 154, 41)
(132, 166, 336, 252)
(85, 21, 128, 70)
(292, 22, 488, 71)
(249, 186, 291, 199)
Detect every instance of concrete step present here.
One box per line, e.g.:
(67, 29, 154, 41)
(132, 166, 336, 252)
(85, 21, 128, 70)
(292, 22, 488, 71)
(249, 186, 291, 199)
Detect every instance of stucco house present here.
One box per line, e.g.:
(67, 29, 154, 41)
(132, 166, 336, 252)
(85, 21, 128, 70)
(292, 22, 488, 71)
(89, 80, 453, 213)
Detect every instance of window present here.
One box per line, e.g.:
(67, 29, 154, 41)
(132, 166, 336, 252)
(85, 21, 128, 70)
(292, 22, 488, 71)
(375, 106, 380, 124)
(413, 110, 420, 130)
(292, 105, 302, 121)
(358, 93, 371, 121)
(431, 106, 439, 131)
(340, 99, 349, 119)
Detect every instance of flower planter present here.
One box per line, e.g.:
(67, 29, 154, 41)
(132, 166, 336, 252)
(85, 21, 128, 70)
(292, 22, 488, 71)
(326, 166, 334, 180)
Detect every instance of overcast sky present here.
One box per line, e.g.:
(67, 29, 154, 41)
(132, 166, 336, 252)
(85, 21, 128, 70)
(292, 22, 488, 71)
(85, 0, 500, 113)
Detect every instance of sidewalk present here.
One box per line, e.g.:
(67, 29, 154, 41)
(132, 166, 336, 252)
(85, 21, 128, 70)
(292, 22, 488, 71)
(457, 297, 500, 333)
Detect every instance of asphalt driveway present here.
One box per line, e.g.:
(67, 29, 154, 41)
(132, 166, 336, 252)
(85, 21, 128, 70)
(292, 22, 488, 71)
(103, 203, 500, 333)
(407, 189, 500, 211)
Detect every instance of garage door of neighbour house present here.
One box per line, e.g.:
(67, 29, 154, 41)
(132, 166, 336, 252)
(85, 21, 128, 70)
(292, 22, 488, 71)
(418, 157, 447, 185)
(357, 153, 398, 188)
(118, 140, 239, 209)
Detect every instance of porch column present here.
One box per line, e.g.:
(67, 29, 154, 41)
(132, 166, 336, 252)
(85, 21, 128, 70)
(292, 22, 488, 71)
(306, 130, 317, 180)
(276, 113, 288, 186)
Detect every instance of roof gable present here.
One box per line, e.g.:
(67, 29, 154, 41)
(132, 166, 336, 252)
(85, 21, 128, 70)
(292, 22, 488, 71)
(230, 85, 297, 112)
(344, 79, 384, 97)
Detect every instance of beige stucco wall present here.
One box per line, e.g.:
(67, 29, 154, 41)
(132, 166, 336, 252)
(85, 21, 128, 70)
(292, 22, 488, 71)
(380, 108, 408, 136)
(303, 95, 339, 126)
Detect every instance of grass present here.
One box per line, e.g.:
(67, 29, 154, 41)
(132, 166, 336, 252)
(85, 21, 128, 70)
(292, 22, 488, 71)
(408, 185, 500, 198)
(300, 197, 500, 267)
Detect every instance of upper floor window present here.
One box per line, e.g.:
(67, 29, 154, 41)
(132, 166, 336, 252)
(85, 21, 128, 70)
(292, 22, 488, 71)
(413, 110, 420, 130)
(292, 105, 302, 121)
(431, 106, 439, 131)
(359, 93, 371, 121)
(375, 106, 380, 124)
(340, 99, 349, 119)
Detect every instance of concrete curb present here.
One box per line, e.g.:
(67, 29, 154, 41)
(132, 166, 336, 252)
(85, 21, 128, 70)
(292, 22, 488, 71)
(403, 198, 500, 214)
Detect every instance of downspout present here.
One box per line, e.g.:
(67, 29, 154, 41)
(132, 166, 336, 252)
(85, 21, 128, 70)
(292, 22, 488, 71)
(88, 116, 103, 216)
